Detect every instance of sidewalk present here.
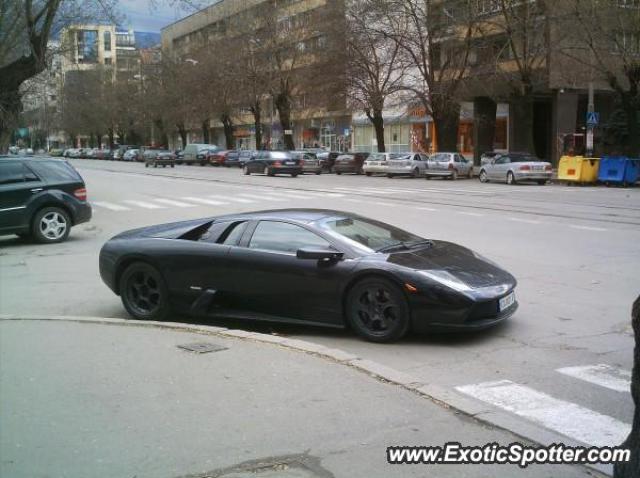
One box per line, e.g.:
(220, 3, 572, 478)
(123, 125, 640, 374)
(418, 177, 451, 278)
(0, 318, 598, 478)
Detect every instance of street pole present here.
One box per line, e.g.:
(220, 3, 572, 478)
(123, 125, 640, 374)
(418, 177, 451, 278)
(586, 81, 594, 157)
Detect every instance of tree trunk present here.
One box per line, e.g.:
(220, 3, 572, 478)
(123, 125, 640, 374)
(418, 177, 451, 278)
(275, 92, 295, 151)
(0, 91, 22, 153)
(510, 86, 535, 154)
(221, 114, 235, 149)
(107, 128, 115, 149)
(202, 120, 210, 144)
(432, 102, 461, 152)
(473, 97, 497, 166)
(614, 295, 640, 478)
(623, 103, 640, 158)
(154, 119, 168, 149)
(177, 123, 187, 148)
(252, 103, 263, 150)
(366, 109, 386, 153)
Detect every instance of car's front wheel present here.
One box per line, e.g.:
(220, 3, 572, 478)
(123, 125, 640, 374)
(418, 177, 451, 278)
(507, 171, 516, 185)
(120, 262, 171, 321)
(479, 170, 488, 183)
(346, 277, 410, 343)
(32, 207, 70, 244)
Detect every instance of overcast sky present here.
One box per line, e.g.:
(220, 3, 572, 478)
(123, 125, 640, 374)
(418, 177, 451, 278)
(118, 0, 206, 32)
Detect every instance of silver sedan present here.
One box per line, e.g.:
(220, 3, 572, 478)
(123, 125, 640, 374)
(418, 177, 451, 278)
(478, 153, 552, 185)
(424, 152, 473, 180)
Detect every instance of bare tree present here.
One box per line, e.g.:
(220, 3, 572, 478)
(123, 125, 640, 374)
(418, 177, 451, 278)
(345, 0, 408, 152)
(378, 0, 476, 152)
(561, 1, 640, 157)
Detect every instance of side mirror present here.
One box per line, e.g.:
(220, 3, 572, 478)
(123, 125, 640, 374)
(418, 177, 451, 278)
(296, 248, 344, 261)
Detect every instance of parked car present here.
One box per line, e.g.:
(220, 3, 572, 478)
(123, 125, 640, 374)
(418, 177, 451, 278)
(123, 149, 141, 162)
(317, 151, 341, 171)
(144, 149, 176, 168)
(48, 148, 64, 157)
(99, 210, 518, 342)
(333, 152, 370, 175)
(363, 153, 389, 176)
(208, 149, 229, 166)
(175, 150, 185, 163)
(386, 153, 430, 178)
(8, 146, 19, 155)
(19, 148, 35, 156)
(478, 152, 552, 185)
(243, 151, 302, 177)
(238, 149, 256, 167)
(292, 151, 322, 175)
(114, 145, 138, 161)
(182, 143, 220, 166)
(424, 152, 473, 180)
(0, 157, 91, 243)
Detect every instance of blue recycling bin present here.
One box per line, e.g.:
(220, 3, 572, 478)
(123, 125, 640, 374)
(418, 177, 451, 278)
(597, 156, 639, 186)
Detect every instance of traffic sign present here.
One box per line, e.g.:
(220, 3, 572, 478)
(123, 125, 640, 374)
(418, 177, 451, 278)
(586, 112, 599, 126)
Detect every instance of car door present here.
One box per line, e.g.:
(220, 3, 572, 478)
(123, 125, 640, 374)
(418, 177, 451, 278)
(456, 154, 470, 175)
(227, 220, 353, 325)
(491, 155, 511, 181)
(0, 161, 43, 233)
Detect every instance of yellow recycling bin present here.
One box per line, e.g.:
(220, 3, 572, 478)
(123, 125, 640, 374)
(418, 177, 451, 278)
(557, 156, 600, 184)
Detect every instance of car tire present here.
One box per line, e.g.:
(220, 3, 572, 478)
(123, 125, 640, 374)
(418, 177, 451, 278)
(507, 171, 516, 185)
(154, 163, 158, 168)
(356, 168, 363, 175)
(479, 170, 488, 183)
(387, 173, 394, 178)
(336, 171, 342, 175)
(537, 180, 547, 185)
(171, 164, 175, 168)
(32, 207, 71, 244)
(291, 173, 298, 177)
(425, 175, 431, 180)
(243, 166, 250, 175)
(451, 170, 458, 180)
(468, 169, 473, 179)
(346, 277, 410, 343)
(365, 172, 372, 176)
(119, 262, 171, 321)
(411, 168, 419, 178)
(316, 170, 321, 175)
(145, 163, 149, 168)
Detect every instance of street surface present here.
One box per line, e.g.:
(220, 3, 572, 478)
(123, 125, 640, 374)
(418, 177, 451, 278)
(1, 159, 639, 473)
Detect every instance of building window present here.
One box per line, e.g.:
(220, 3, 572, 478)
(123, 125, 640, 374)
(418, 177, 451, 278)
(77, 30, 98, 63)
(104, 57, 112, 65)
(104, 31, 111, 51)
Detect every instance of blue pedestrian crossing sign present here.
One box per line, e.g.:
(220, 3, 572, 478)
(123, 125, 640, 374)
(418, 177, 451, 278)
(586, 112, 599, 126)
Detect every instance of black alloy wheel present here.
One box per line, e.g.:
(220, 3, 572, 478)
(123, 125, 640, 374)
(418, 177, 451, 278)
(347, 277, 410, 343)
(120, 262, 170, 321)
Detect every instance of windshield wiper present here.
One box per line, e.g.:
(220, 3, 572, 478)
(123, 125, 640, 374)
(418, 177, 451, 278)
(377, 239, 433, 253)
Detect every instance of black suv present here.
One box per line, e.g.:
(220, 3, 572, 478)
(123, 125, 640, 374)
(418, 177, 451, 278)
(0, 157, 92, 243)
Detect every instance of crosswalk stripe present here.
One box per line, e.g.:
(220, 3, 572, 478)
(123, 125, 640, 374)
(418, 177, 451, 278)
(208, 195, 255, 203)
(92, 201, 131, 211)
(182, 197, 227, 206)
(122, 200, 165, 209)
(456, 380, 631, 447)
(557, 365, 631, 393)
(238, 193, 287, 201)
(154, 198, 195, 208)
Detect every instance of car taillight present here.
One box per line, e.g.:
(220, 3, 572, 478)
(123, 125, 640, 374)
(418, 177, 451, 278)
(274, 161, 282, 166)
(520, 165, 531, 171)
(74, 188, 87, 201)
(545, 164, 552, 171)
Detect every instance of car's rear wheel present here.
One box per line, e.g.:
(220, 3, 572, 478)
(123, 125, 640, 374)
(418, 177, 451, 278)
(451, 169, 458, 180)
(120, 262, 170, 321)
(479, 170, 488, 182)
(243, 165, 250, 175)
(346, 277, 410, 343)
(291, 173, 298, 177)
(387, 173, 394, 178)
(507, 171, 516, 185)
(316, 170, 321, 175)
(32, 207, 70, 244)
(411, 168, 419, 178)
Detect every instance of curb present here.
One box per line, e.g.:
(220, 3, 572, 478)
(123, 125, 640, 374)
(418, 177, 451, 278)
(0, 314, 611, 476)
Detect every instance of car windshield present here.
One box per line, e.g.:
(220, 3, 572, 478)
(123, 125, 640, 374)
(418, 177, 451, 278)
(318, 217, 427, 253)
(510, 154, 540, 162)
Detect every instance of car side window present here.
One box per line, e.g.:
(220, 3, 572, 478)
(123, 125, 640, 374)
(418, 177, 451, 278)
(495, 156, 510, 164)
(413, 154, 421, 161)
(218, 221, 248, 245)
(23, 164, 40, 181)
(249, 221, 331, 254)
(0, 162, 25, 185)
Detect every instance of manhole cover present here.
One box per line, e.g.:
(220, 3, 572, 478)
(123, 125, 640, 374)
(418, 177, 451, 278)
(177, 342, 228, 354)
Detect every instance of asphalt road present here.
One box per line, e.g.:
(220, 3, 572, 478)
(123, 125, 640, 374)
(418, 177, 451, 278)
(1, 158, 638, 457)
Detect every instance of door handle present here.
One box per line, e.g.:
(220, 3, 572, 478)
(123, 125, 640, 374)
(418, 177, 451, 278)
(30, 188, 43, 193)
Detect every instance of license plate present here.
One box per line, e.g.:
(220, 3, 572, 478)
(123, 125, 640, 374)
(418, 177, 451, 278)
(532, 165, 543, 171)
(499, 291, 516, 312)
(285, 161, 294, 165)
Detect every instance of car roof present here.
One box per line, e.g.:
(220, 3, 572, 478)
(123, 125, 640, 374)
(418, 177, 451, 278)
(214, 208, 354, 225)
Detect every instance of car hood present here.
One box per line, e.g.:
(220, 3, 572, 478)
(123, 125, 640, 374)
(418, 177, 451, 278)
(111, 218, 212, 240)
(386, 240, 514, 289)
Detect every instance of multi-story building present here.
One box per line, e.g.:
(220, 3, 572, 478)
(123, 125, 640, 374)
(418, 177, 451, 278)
(161, 0, 351, 150)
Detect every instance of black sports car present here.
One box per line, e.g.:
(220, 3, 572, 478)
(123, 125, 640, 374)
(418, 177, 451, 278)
(99, 210, 517, 342)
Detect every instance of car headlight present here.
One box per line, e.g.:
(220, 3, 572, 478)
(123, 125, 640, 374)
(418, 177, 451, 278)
(418, 270, 471, 292)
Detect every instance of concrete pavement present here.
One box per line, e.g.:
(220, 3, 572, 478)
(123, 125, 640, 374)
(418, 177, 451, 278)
(0, 317, 599, 478)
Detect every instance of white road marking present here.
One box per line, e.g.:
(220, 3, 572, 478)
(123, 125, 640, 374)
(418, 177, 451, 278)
(207, 195, 255, 203)
(507, 217, 541, 224)
(238, 193, 287, 201)
(372, 201, 396, 207)
(154, 198, 195, 208)
(456, 380, 631, 447)
(457, 211, 484, 217)
(181, 197, 227, 206)
(557, 365, 631, 393)
(122, 200, 165, 209)
(333, 187, 397, 195)
(92, 201, 131, 211)
(569, 225, 607, 232)
(264, 191, 317, 199)
(416, 207, 438, 212)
